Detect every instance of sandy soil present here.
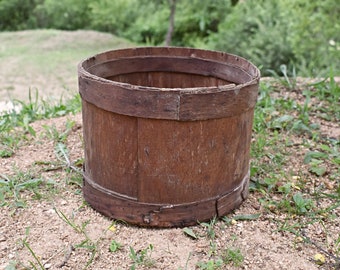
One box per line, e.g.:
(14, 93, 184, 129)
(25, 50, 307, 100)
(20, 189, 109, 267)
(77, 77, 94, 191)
(1, 113, 338, 270)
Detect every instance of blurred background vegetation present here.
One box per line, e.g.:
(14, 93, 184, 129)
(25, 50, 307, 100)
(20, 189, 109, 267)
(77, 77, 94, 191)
(0, 0, 339, 77)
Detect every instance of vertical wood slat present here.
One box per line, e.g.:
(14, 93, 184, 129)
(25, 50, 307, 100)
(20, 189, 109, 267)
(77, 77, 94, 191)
(82, 100, 138, 199)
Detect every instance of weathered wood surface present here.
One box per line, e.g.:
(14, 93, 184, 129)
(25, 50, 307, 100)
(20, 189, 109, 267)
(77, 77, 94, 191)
(79, 47, 260, 227)
(78, 47, 259, 121)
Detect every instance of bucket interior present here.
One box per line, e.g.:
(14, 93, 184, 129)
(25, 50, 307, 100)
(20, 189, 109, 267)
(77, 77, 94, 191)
(86, 55, 256, 89)
(109, 71, 231, 89)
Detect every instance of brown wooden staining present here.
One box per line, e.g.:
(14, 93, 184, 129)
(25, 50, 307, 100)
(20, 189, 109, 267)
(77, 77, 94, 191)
(79, 47, 260, 227)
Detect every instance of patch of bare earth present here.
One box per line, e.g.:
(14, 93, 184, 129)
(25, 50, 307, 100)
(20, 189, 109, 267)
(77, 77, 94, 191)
(0, 110, 338, 270)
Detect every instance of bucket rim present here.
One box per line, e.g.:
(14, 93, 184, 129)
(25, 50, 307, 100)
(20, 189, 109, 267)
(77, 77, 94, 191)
(78, 46, 261, 92)
(78, 46, 260, 120)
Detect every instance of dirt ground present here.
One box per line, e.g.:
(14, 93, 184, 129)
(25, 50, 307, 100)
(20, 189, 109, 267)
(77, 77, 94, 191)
(1, 112, 339, 270)
(0, 114, 334, 270)
(0, 30, 339, 269)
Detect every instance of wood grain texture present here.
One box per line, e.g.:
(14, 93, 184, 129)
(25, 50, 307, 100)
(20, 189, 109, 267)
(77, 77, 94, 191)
(82, 100, 138, 199)
(78, 47, 260, 121)
(79, 47, 260, 227)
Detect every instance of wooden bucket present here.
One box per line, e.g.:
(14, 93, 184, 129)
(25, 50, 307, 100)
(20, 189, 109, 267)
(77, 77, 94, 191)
(78, 47, 260, 227)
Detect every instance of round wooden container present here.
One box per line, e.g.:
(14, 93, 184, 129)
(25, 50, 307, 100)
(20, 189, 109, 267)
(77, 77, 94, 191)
(78, 47, 260, 227)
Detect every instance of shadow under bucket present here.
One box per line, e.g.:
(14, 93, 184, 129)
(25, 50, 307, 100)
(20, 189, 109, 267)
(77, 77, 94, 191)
(78, 47, 260, 227)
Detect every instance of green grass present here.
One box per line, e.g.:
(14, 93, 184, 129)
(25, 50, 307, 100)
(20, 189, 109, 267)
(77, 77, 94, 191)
(0, 90, 81, 158)
(221, 248, 244, 267)
(54, 208, 100, 269)
(0, 29, 133, 77)
(248, 72, 340, 267)
(129, 244, 155, 269)
(0, 29, 134, 112)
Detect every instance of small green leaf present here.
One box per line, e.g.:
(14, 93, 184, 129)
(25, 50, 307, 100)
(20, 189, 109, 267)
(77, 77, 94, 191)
(0, 190, 5, 203)
(293, 192, 313, 214)
(109, 240, 122, 252)
(15, 201, 26, 208)
(129, 246, 137, 258)
(303, 151, 328, 164)
(183, 227, 198, 239)
(310, 166, 327, 176)
(74, 158, 84, 167)
(0, 149, 13, 158)
(333, 157, 340, 165)
(17, 179, 42, 189)
(278, 183, 291, 194)
(27, 125, 36, 137)
(319, 144, 332, 152)
(293, 193, 304, 206)
(276, 115, 294, 123)
(271, 115, 294, 129)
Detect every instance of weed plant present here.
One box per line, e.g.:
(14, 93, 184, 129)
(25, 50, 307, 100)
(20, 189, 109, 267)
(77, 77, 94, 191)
(0, 169, 56, 209)
(54, 208, 99, 269)
(248, 71, 340, 266)
(0, 90, 82, 211)
(129, 244, 155, 270)
(0, 90, 81, 158)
